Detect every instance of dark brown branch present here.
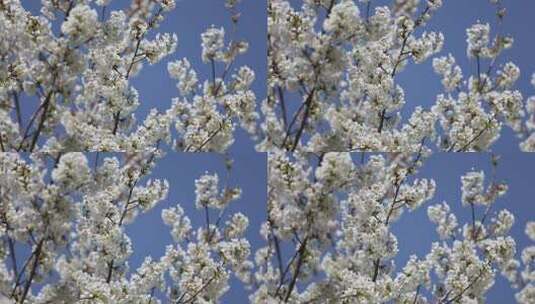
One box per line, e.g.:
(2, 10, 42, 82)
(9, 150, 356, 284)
(281, 96, 308, 147)
(210, 58, 216, 87)
(0, 133, 5, 151)
(325, 0, 336, 19)
(106, 175, 140, 283)
(204, 205, 211, 240)
(112, 29, 144, 135)
(178, 271, 220, 304)
(378, 109, 387, 133)
(28, 91, 53, 152)
(275, 242, 301, 297)
(17, 94, 49, 151)
(373, 144, 425, 282)
(19, 239, 44, 303)
(284, 237, 308, 302)
(452, 118, 494, 152)
(412, 285, 421, 304)
(190, 121, 226, 152)
(277, 86, 288, 128)
(11, 244, 36, 298)
(290, 89, 315, 151)
(440, 266, 487, 304)
(7, 236, 17, 277)
(377, 5, 432, 133)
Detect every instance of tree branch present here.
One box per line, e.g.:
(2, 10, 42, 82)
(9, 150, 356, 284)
(19, 239, 45, 303)
(284, 237, 308, 302)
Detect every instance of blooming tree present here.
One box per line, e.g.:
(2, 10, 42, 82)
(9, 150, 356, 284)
(257, 151, 532, 303)
(2, 152, 532, 303)
(0, 0, 257, 152)
(0, 0, 534, 303)
(0, 152, 252, 303)
(257, 0, 529, 152)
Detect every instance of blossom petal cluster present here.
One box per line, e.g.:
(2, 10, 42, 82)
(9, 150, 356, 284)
(0, 0, 255, 152)
(1, 1, 534, 304)
(252, 151, 529, 303)
(0, 152, 251, 303)
(257, 0, 529, 152)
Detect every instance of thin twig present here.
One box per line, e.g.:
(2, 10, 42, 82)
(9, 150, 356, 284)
(284, 237, 308, 302)
(20, 239, 44, 303)
(290, 88, 316, 151)
(28, 91, 53, 152)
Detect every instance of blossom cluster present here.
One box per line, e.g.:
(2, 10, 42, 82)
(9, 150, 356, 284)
(1, 0, 534, 303)
(514, 222, 535, 303)
(519, 74, 535, 151)
(1, 151, 532, 303)
(256, 0, 530, 152)
(256, 151, 529, 303)
(0, 0, 256, 152)
(0, 152, 251, 303)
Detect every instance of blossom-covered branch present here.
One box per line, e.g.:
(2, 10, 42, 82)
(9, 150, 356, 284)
(0, 152, 252, 303)
(252, 151, 526, 303)
(0, 0, 256, 152)
(257, 0, 527, 152)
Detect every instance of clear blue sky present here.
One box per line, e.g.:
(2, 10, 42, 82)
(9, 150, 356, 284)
(19, 1, 535, 302)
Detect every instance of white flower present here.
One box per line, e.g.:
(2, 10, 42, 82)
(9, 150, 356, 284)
(493, 209, 515, 236)
(315, 152, 354, 188)
(466, 22, 490, 57)
(195, 173, 220, 208)
(428, 0, 443, 10)
(516, 284, 535, 304)
(61, 4, 98, 43)
(323, 0, 362, 36)
(400, 178, 436, 210)
(433, 54, 463, 92)
(162, 205, 192, 242)
(225, 213, 249, 239)
(461, 170, 485, 206)
(168, 58, 198, 95)
(497, 62, 521, 88)
(159, 0, 177, 11)
(428, 202, 458, 239)
(51, 152, 90, 190)
(141, 33, 178, 64)
(526, 222, 535, 241)
(201, 26, 225, 62)
(133, 179, 169, 211)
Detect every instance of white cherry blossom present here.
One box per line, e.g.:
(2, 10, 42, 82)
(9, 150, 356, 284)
(256, 0, 527, 152)
(0, 0, 256, 153)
